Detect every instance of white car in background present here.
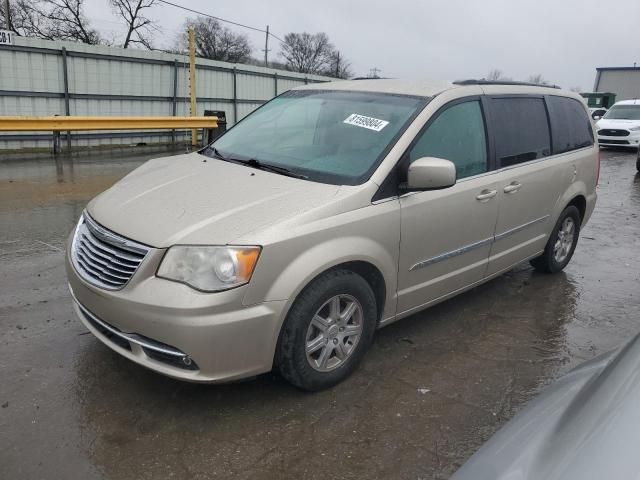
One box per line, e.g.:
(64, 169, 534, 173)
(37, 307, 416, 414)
(595, 100, 640, 148)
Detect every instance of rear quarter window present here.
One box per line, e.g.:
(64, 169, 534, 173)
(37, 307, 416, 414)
(546, 96, 594, 154)
(488, 97, 551, 167)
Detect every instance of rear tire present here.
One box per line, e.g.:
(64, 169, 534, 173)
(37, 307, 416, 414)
(530, 206, 581, 273)
(276, 269, 377, 391)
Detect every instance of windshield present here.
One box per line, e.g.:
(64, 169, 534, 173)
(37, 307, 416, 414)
(204, 90, 428, 185)
(603, 104, 640, 120)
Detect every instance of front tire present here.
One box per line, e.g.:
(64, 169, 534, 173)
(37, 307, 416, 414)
(530, 205, 581, 273)
(276, 269, 377, 391)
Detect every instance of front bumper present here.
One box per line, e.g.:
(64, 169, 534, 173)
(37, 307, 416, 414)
(598, 130, 640, 148)
(66, 241, 287, 383)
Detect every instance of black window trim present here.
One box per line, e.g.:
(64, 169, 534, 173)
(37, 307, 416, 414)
(372, 95, 493, 201)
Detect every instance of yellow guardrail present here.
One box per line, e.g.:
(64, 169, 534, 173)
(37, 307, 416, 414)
(0, 116, 218, 131)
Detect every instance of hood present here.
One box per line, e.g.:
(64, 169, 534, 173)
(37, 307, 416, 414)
(596, 118, 640, 130)
(452, 332, 640, 480)
(87, 152, 341, 247)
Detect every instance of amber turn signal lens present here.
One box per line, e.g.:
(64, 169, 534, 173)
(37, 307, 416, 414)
(234, 247, 261, 280)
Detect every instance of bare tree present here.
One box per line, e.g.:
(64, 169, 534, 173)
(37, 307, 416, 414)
(1, 0, 14, 30)
(45, 0, 102, 43)
(324, 50, 352, 79)
(176, 17, 252, 63)
(527, 74, 550, 85)
(3, 0, 102, 43)
(280, 32, 334, 74)
(110, 0, 157, 49)
(486, 68, 512, 81)
(2, 1, 50, 38)
(2, 0, 22, 34)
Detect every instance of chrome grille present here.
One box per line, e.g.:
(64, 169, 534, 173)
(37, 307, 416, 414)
(71, 213, 149, 290)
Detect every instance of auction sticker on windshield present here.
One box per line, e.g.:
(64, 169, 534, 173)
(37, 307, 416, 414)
(343, 114, 389, 132)
(0, 30, 14, 45)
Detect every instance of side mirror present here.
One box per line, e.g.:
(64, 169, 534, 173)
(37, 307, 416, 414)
(592, 115, 602, 121)
(406, 157, 457, 190)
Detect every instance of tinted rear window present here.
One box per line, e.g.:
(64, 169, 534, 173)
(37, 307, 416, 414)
(546, 96, 594, 154)
(490, 97, 551, 167)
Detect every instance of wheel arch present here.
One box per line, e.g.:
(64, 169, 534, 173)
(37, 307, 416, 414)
(567, 194, 587, 224)
(276, 255, 392, 326)
(553, 180, 588, 227)
(322, 261, 386, 323)
(243, 235, 398, 361)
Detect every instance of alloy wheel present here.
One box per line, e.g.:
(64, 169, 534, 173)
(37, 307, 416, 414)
(553, 217, 575, 264)
(305, 294, 364, 372)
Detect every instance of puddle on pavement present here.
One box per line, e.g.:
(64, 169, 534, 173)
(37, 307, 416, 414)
(0, 149, 185, 254)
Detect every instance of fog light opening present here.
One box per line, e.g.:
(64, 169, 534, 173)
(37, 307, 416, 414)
(182, 356, 193, 366)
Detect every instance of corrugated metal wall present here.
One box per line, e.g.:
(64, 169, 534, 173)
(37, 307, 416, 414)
(594, 69, 640, 101)
(0, 37, 333, 151)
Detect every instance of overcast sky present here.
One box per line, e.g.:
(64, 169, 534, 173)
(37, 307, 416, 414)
(85, 0, 640, 90)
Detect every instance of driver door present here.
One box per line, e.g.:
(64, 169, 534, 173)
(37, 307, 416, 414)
(397, 98, 500, 315)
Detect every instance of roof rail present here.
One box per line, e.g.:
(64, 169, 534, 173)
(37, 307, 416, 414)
(453, 79, 561, 89)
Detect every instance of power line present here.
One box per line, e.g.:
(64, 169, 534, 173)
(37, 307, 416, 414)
(155, 0, 285, 43)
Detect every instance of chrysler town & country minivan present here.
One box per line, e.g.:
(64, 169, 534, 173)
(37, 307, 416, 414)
(66, 79, 598, 391)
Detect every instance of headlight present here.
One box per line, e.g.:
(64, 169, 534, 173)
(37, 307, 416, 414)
(157, 246, 261, 292)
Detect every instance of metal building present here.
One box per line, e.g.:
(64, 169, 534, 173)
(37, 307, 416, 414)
(593, 67, 640, 102)
(0, 37, 333, 151)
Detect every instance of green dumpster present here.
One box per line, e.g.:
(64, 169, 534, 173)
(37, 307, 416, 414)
(580, 92, 617, 109)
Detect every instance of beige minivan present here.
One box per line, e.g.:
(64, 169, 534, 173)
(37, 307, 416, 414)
(66, 79, 598, 391)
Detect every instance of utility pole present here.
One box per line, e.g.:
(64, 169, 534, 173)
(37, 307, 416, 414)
(335, 52, 340, 78)
(263, 25, 270, 67)
(188, 26, 197, 147)
(368, 67, 381, 79)
(4, 0, 11, 30)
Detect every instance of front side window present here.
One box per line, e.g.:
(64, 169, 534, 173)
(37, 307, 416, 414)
(204, 90, 427, 185)
(489, 97, 551, 167)
(604, 104, 640, 120)
(408, 100, 488, 179)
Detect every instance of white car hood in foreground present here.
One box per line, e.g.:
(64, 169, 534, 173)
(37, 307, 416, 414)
(596, 118, 640, 130)
(452, 333, 640, 480)
(87, 153, 341, 247)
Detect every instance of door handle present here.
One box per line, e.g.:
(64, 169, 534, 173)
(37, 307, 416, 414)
(476, 189, 497, 201)
(503, 182, 522, 194)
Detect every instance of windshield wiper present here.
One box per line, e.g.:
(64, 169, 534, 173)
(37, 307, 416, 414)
(230, 157, 308, 180)
(206, 147, 307, 179)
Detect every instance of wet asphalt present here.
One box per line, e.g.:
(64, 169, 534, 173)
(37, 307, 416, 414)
(1, 147, 639, 480)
